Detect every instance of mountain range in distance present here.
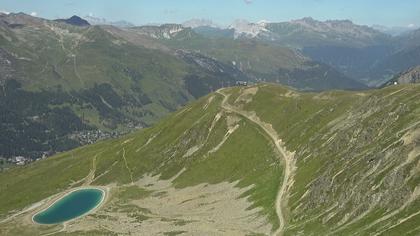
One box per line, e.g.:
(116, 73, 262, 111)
(61, 15, 420, 88)
(108, 15, 420, 87)
(0, 10, 420, 236)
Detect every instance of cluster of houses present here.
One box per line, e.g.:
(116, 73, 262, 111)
(0, 151, 53, 169)
(3, 155, 35, 167)
(9, 156, 28, 165)
(71, 129, 124, 145)
(1, 129, 129, 170)
(235, 81, 249, 86)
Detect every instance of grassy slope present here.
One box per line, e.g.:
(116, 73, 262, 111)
(1, 19, 193, 116)
(0, 92, 283, 233)
(0, 18, 202, 158)
(238, 84, 420, 235)
(0, 84, 419, 235)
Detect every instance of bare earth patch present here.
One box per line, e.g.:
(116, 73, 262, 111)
(66, 174, 272, 235)
(234, 86, 259, 105)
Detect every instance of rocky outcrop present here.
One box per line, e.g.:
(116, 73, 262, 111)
(383, 66, 420, 86)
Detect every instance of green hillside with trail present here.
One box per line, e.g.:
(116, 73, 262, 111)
(0, 83, 419, 235)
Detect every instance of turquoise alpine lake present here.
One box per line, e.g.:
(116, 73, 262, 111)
(33, 188, 104, 224)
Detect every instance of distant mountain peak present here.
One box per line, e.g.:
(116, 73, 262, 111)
(54, 15, 90, 26)
(257, 20, 270, 26)
(133, 23, 191, 39)
(182, 18, 220, 29)
(292, 17, 357, 27)
(326, 19, 353, 24)
(84, 15, 134, 28)
(295, 17, 317, 23)
(0, 10, 10, 15)
(228, 19, 268, 38)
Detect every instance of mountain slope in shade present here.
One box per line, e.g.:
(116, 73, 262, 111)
(395, 28, 420, 49)
(121, 24, 366, 90)
(0, 13, 250, 159)
(185, 17, 398, 86)
(296, 23, 420, 86)
(154, 17, 420, 88)
(0, 84, 419, 235)
(369, 46, 420, 85)
(372, 24, 417, 36)
(54, 15, 90, 27)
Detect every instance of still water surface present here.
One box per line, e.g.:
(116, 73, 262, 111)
(33, 188, 104, 224)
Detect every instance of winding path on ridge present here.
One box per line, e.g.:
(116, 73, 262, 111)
(217, 89, 295, 236)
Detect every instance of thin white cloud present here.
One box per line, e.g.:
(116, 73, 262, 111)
(244, 0, 253, 4)
(30, 12, 37, 17)
(407, 23, 416, 28)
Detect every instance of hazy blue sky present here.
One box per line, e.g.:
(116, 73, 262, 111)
(1, 0, 419, 27)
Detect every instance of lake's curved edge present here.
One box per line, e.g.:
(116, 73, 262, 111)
(31, 186, 108, 225)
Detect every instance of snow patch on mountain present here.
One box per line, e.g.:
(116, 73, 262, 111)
(183, 19, 220, 29)
(229, 19, 269, 38)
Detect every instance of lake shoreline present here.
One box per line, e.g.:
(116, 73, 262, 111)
(31, 186, 108, 225)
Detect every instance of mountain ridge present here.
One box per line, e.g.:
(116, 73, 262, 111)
(0, 13, 254, 160)
(54, 15, 90, 27)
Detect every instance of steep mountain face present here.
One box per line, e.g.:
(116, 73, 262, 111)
(0, 84, 419, 235)
(360, 29, 420, 85)
(275, 61, 366, 91)
(303, 45, 395, 86)
(383, 66, 420, 86)
(122, 24, 365, 90)
(265, 18, 394, 86)
(394, 66, 420, 84)
(395, 28, 420, 49)
(229, 19, 269, 39)
(179, 18, 420, 87)
(0, 14, 250, 159)
(191, 18, 397, 86)
(292, 22, 420, 86)
(225, 17, 390, 48)
(369, 46, 420, 84)
(130, 24, 193, 40)
(175, 49, 251, 97)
